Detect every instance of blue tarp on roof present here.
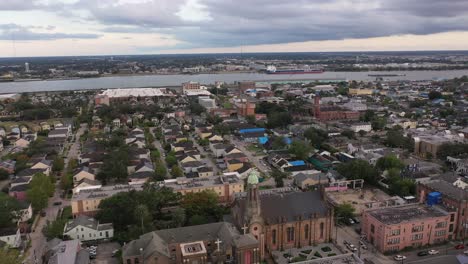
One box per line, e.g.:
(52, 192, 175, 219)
(289, 160, 306, 166)
(258, 136, 269, 145)
(284, 137, 292, 145)
(239, 128, 266, 134)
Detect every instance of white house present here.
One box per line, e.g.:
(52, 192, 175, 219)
(0, 228, 21, 248)
(350, 123, 372, 133)
(31, 159, 52, 176)
(14, 138, 30, 148)
(73, 179, 102, 194)
(73, 167, 96, 183)
(63, 215, 114, 242)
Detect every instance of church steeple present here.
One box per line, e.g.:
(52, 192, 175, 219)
(245, 170, 263, 227)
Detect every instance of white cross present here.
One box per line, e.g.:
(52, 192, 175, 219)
(215, 238, 222, 251)
(241, 224, 249, 235)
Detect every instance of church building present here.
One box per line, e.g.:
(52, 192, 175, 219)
(232, 170, 334, 259)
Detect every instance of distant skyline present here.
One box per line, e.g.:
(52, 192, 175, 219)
(1, 0, 468, 57)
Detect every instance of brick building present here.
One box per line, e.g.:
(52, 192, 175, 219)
(313, 96, 360, 121)
(182, 81, 201, 93)
(235, 99, 256, 117)
(232, 171, 334, 258)
(362, 204, 455, 253)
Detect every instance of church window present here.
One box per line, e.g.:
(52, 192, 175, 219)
(320, 223, 324, 239)
(305, 224, 309, 239)
(272, 230, 277, 245)
(254, 226, 258, 231)
(287, 227, 295, 242)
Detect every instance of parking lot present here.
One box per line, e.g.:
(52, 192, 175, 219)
(91, 242, 121, 264)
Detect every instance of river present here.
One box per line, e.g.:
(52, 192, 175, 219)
(1, 70, 468, 93)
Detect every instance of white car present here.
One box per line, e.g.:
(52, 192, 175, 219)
(428, 250, 439, 255)
(394, 255, 407, 261)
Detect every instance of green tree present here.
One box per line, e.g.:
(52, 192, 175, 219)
(289, 140, 312, 160)
(0, 168, 9, 180)
(154, 162, 167, 180)
(165, 154, 177, 167)
(376, 155, 404, 171)
(198, 138, 209, 146)
(271, 136, 287, 150)
(437, 143, 468, 160)
(181, 190, 224, 225)
(341, 130, 355, 139)
(52, 157, 65, 172)
(335, 203, 355, 223)
(0, 193, 21, 228)
(26, 173, 55, 212)
(304, 128, 328, 148)
(385, 129, 412, 149)
(0, 249, 21, 264)
(171, 165, 184, 178)
(428, 90, 442, 100)
(271, 169, 287, 188)
(371, 117, 387, 131)
(267, 112, 292, 128)
(337, 159, 379, 185)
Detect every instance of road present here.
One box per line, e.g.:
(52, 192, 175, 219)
(24, 124, 86, 264)
(188, 134, 219, 176)
(149, 127, 169, 178)
(228, 135, 271, 175)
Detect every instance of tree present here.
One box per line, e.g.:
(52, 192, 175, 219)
(428, 90, 442, 100)
(0, 193, 21, 228)
(154, 162, 167, 180)
(189, 100, 205, 115)
(371, 117, 387, 131)
(198, 138, 209, 146)
(165, 154, 177, 167)
(289, 140, 312, 160)
(335, 203, 355, 223)
(376, 155, 404, 171)
(341, 130, 355, 139)
(52, 157, 65, 172)
(304, 128, 328, 148)
(181, 190, 224, 225)
(385, 129, 412, 149)
(213, 123, 231, 136)
(0, 168, 9, 180)
(271, 136, 287, 150)
(171, 165, 184, 178)
(267, 112, 292, 128)
(135, 204, 152, 233)
(0, 249, 21, 264)
(362, 110, 375, 122)
(337, 159, 379, 185)
(26, 173, 54, 212)
(437, 143, 468, 160)
(271, 169, 287, 187)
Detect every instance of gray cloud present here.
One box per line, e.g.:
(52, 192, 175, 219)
(3, 0, 468, 48)
(0, 24, 101, 41)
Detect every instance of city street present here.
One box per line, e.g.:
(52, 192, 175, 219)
(23, 124, 85, 264)
(188, 134, 219, 176)
(228, 135, 271, 175)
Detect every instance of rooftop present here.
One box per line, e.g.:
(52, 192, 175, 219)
(164, 174, 242, 190)
(367, 204, 449, 225)
(101, 88, 172, 98)
(72, 183, 144, 201)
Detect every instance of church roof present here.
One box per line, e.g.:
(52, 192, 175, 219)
(247, 170, 259, 185)
(236, 191, 330, 225)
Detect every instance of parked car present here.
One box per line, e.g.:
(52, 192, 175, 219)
(40, 211, 46, 217)
(456, 244, 465, 249)
(346, 243, 358, 252)
(53, 201, 62, 206)
(417, 251, 428, 256)
(394, 255, 407, 261)
(463, 249, 468, 255)
(428, 250, 439, 255)
(347, 218, 355, 225)
(359, 241, 368, 250)
(352, 217, 360, 224)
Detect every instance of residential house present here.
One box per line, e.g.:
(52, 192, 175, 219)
(293, 172, 327, 189)
(0, 228, 21, 248)
(73, 179, 102, 194)
(31, 159, 52, 176)
(14, 138, 30, 148)
(44, 239, 90, 264)
(73, 167, 96, 183)
(0, 159, 16, 174)
(63, 215, 114, 242)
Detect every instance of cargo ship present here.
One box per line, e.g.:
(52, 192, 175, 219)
(266, 65, 324, 74)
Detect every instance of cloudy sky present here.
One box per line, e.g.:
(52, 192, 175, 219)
(0, 0, 468, 57)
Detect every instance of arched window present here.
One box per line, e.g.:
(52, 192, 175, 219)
(320, 222, 324, 239)
(304, 224, 309, 239)
(272, 229, 277, 245)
